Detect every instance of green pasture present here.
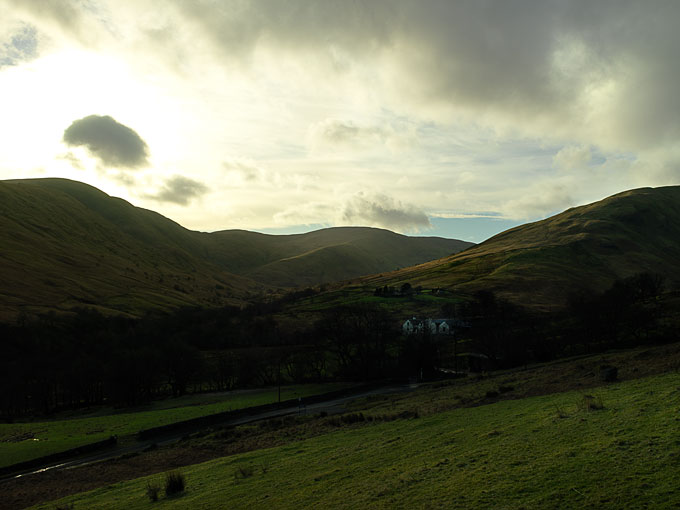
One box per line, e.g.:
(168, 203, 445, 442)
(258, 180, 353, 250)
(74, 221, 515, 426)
(288, 286, 462, 317)
(33, 371, 680, 509)
(0, 383, 349, 468)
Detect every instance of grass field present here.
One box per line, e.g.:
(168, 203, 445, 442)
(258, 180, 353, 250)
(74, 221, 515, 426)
(0, 383, 349, 468)
(30, 369, 680, 509)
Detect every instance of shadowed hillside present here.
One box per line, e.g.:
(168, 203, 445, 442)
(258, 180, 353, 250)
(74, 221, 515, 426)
(210, 228, 471, 287)
(0, 179, 256, 320)
(356, 186, 680, 310)
(0, 178, 471, 319)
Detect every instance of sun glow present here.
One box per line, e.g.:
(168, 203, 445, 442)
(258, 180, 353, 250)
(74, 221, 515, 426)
(0, 48, 190, 199)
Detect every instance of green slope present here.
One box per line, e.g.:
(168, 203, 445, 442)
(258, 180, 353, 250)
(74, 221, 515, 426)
(356, 186, 680, 309)
(0, 178, 471, 319)
(32, 370, 680, 509)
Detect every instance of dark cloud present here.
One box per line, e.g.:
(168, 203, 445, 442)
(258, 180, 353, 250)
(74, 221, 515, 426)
(223, 160, 261, 182)
(63, 115, 149, 168)
(179, 0, 680, 151)
(149, 175, 209, 206)
(342, 193, 431, 233)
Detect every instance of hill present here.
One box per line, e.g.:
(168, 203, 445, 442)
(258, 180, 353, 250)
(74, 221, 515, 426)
(347, 186, 680, 311)
(0, 178, 471, 319)
(0, 178, 256, 320)
(209, 228, 471, 288)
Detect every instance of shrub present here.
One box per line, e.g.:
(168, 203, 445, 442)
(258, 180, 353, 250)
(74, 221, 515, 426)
(164, 471, 186, 496)
(485, 390, 500, 398)
(146, 482, 161, 502)
(600, 365, 618, 382)
(341, 412, 365, 424)
(554, 405, 569, 419)
(234, 465, 255, 480)
(578, 394, 604, 411)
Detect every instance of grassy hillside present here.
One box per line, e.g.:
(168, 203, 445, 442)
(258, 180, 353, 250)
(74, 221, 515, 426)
(212, 228, 471, 288)
(0, 179, 471, 319)
(353, 186, 680, 310)
(0, 179, 256, 320)
(29, 365, 680, 509)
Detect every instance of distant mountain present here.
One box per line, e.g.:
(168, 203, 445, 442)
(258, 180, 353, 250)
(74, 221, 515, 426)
(209, 228, 472, 288)
(0, 178, 471, 319)
(358, 186, 680, 310)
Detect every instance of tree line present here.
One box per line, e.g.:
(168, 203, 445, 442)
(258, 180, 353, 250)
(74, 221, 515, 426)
(0, 272, 671, 420)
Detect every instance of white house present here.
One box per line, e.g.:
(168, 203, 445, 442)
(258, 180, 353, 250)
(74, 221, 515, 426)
(403, 318, 466, 336)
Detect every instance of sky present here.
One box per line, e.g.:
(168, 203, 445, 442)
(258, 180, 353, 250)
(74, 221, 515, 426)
(1, 1, 679, 243)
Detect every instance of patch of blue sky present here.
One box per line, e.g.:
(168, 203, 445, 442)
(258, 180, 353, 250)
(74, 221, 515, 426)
(0, 24, 37, 67)
(427, 216, 522, 243)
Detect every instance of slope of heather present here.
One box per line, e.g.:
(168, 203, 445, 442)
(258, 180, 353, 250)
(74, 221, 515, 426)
(357, 186, 680, 309)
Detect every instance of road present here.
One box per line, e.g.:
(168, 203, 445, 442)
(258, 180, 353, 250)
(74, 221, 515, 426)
(1, 382, 418, 483)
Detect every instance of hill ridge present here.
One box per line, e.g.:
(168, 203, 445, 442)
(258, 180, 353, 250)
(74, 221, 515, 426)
(356, 185, 680, 310)
(0, 178, 472, 319)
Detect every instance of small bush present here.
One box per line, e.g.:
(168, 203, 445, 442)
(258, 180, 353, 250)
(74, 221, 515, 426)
(600, 365, 618, 382)
(341, 412, 365, 425)
(578, 394, 604, 411)
(554, 405, 569, 419)
(375, 410, 419, 422)
(234, 465, 255, 480)
(146, 482, 161, 502)
(164, 471, 186, 496)
(485, 390, 499, 398)
(498, 385, 514, 393)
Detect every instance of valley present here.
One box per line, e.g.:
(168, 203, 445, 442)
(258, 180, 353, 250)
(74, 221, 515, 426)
(2, 180, 680, 509)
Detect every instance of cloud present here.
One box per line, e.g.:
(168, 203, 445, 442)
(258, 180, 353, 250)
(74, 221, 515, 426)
(1, 0, 98, 47)
(311, 119, 383, 146)
(147, 175, 209, 206)
(171, 1, 680, 155)
(63, 115, 149, 169)
(273, 201, 334, 226)
(8, 1, 680, 158)
(222, 159, 263, 185)
(308, 118, 417, 155)
(502, 183, 574, 220)
(553, 145, 592, 172)
(342, 193, 431, 233)
(430, 211, 504, 220)
(272, 192, 430, 233)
